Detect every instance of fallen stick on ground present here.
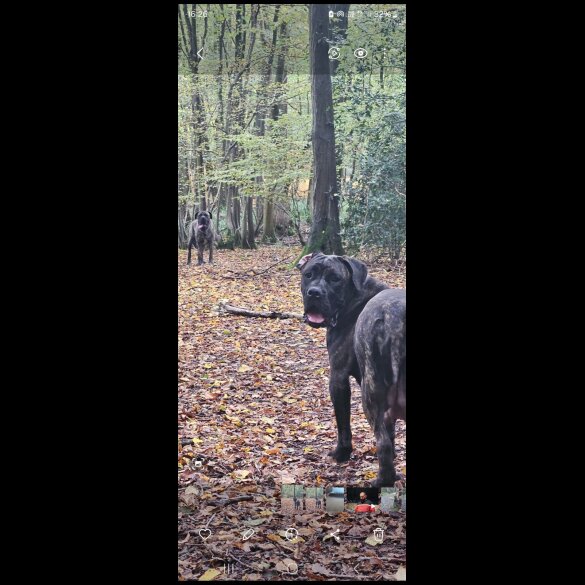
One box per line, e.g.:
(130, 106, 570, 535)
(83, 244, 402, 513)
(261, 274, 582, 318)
(206, 495, 254, 506)
(219, 301, 303, 320)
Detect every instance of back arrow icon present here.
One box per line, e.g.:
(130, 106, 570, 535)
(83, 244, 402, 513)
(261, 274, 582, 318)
(197, 48, 203, 60)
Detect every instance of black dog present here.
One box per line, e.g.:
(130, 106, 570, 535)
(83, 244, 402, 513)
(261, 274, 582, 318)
(355, 288, 406, 486)
(187, 211, 214, 266)
(298, 252, 405, 486)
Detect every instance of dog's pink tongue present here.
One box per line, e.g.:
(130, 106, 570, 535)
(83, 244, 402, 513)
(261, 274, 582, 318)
(307, 313, 325, 324)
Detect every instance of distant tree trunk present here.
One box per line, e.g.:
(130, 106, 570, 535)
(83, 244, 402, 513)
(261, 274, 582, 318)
(306, 4, 343, 256)
(178, 203, 189, 248)
(224, 4, 246, 248)
(239, 4, 260, 249)
(263, 201, 276, 242)
(216, 6, 227, 234)
(261, 11, 284, 243)
(242, 196, 256, 249)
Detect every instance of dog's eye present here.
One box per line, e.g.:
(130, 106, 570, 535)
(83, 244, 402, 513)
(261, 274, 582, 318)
(329, 274, 340, 282)
(304, 272, 312, 279)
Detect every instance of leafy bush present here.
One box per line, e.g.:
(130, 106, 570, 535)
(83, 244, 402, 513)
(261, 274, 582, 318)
(340, 107, 405, 260)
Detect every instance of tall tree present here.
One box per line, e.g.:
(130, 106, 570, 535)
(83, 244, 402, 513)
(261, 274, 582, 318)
(240, 4, 260, 249)
(260, 10, 284, 243)
(306, 3, 343, 256)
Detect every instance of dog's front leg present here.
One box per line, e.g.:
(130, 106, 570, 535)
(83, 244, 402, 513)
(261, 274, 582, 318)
(187, 237, 195, 266)
(208, 238, 213, 264)
(197, 241, 205, 265)
(328, 375, 352, 463)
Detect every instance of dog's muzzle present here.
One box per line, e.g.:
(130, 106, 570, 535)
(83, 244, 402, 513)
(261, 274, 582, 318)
(303, 310, 338, 328)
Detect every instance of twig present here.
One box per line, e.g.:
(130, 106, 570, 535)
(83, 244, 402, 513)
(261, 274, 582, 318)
(205, 513, 216, 528)
(219, 301, 304, 321)
(206, 495, 254, 506)
(310, 569, 356, 579)
(227, 553, 257, 572)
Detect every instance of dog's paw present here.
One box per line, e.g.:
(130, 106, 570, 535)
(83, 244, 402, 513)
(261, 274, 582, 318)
(328, 446, 352, 463)
(370, 471, 399, 488)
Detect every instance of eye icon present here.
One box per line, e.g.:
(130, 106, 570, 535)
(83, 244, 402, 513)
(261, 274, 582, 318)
(354, 47, 367, 59)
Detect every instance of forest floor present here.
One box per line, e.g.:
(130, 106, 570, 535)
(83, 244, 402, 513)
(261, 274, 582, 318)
(178, 244, 406, 581)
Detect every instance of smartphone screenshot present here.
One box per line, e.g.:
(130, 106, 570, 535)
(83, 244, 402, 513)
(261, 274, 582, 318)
(178, 4, 406, 581)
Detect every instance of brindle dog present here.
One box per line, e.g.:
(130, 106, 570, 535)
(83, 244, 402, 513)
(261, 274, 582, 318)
(187, 211, 214, 266)
(298, 252, 406, 486)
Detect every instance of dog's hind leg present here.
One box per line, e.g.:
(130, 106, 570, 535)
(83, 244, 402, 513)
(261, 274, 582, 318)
(384, 411, 397, 458)
(362, 370, 398, 487)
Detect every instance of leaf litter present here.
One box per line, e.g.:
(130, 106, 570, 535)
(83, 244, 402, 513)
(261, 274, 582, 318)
(178, 246, 406, 581)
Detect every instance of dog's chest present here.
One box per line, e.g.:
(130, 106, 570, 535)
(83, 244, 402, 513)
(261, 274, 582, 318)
(196, 228, 213, 244)
(327, 324, 360, 375)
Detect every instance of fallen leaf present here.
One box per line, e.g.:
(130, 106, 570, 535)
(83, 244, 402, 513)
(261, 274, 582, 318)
(198, 568, 221, 581)
(243, 518, 265, 526)
(364, 534, 382, 546)
(309, 563, 330, 575)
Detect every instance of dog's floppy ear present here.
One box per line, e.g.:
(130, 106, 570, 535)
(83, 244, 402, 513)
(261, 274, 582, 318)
(339, 256, 369, 292)
(296, 251, 323, 271)
(195, 211, 200, 218)
(208, 211, 212, 219)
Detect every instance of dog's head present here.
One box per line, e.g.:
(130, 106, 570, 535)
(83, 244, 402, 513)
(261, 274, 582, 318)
(298, 252, 369, 328)
(195, 211, 212, 232)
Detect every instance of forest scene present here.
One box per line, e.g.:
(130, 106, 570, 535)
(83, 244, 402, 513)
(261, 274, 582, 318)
(178, 4, 406, 581)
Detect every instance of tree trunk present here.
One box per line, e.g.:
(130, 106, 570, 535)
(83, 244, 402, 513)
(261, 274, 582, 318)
(263, 199, 276, 241)
(242, 195, 256, 249)
(306, 4, 343, 256)
(260, 9, 283, 243)
(178, 204, 188, 248)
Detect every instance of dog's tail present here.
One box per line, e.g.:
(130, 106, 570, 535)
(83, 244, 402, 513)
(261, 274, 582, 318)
(371, 311, 405, 390)
(371, 319, 393, 388)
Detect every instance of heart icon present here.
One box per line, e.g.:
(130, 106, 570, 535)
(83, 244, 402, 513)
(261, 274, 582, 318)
(198, 529, 211, 540)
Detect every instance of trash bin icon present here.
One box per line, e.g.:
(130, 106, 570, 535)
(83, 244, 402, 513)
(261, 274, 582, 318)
(374, 528, 384, 542)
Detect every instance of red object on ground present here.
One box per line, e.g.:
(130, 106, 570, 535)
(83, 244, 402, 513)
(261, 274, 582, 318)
(354, 504, 375, 513)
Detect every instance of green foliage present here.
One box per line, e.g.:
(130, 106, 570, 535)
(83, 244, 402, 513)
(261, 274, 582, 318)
(333, 5, 406, 259)
(340, 103, 405, 258)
